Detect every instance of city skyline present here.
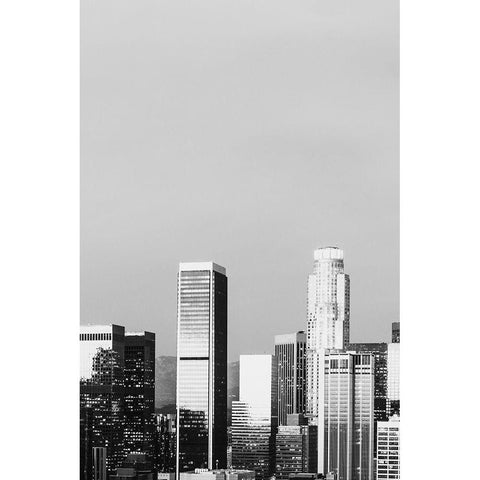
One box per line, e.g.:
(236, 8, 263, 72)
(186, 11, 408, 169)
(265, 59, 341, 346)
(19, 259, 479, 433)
(80, 253, 399, 479)
(81, 0, 399, 360)
(81, 246, 397, 361)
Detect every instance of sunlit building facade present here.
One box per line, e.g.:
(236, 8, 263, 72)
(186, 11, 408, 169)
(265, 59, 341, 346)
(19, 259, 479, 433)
(275, 332, 307, 426)
(176, 262, 228, 475)
(306, 247, 350, 418)
(347, 342, 388, 466)
(232, 355, 278, 479)
(80, 324, 126, 478)
(124, 331, 156, 459)
(376, 416, 400, 480)
(318, 351, 374, 480)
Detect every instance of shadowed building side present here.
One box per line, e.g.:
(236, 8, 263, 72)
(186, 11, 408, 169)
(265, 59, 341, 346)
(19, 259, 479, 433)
(176, 262, 228, 476)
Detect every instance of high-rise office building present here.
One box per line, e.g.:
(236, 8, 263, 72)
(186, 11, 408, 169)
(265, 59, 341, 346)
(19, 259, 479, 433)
(154, 413, 176, 473)
(376, 415, 400, 480)
(306, 247, 350, 418)
(387, 343, 400, 416)
(124, 331, 156, 459)
(318, 351, 375, 480)
(275, 332, 307, 426)
(232, 355, 278, 479)
(176, 262, 228, 475)
(275, 414, 317, 479)
(391, 323, 400, 343)
(347, 343, 388, 423)
(347, 343, 388, 469)
(80, 324, 126, 478)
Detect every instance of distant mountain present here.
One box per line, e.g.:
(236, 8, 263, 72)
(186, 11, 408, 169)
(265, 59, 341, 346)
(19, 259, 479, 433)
(155, 356, 176, 409)
(155, 356, 240, 412)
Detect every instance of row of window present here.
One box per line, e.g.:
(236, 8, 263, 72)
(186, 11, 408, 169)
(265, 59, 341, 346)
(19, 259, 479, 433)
(80, 333, 111, 341)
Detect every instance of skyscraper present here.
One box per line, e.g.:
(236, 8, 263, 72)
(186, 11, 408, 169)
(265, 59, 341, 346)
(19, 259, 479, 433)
(80, 324, 126, 478)
(176, 262, 228, 475)
(347, 343, 388, 423)
(387, 343, 400, 416)
(376, 415, 400, 480)
(391, 323, 400, 343)
(124, 331, 156, 459)
(275, 332, 307, 425)
(318, 351, 375, 480)
(347, 343, 388, 475)
(306, 247, 350, 418)
(154, 413, 176, 473)
(232, 355, 278, 479)
(275, 414, 317, 480)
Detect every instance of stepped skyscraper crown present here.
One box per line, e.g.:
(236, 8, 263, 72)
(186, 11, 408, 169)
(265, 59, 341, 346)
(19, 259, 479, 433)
(306, 246, 350, 419)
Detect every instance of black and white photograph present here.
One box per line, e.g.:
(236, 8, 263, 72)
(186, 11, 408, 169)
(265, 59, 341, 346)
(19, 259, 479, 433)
(81, 1, 398, 479)
(80, 1, 398, 480)
(3, 1, 479, 480)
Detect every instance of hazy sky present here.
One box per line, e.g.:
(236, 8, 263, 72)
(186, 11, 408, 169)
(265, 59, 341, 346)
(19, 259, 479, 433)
(81, 0, 399, 360)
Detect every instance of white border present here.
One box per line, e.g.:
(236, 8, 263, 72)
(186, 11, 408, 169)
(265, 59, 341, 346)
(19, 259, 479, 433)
(0, 0, 79, 477)
(2, 0, 480, 478)
(401, 0, 480, 477)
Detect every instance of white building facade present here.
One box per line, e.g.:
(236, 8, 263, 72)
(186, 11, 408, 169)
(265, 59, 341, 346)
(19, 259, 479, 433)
(306, 247, 350, 419)
(376, 416, 400, 480)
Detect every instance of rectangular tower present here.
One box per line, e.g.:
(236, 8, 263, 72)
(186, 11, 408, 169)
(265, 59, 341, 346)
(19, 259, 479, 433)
(306, 247, 350, 419)
(232, 355, 278, 479)
(318, 351, 375, 480)
(275, 414, 317, 479)
(275, 332, 307, 425)
(347, 343, 388, 468)
(124, 331, 156, 459)
(80, 324, 126, 478)
(176, 262, 228, 475)
(387, 343, 400, 416)
(376, 416, 400, 480)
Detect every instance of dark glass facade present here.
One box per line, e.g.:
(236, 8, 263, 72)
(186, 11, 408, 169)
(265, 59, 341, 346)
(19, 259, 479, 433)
(176, 264, 228, 475)
(124, 332, 156, 459)
(391, 323, 400, 343)
(154, 413, 176, 473)
(80, 325, 126, 479)
(275, 332, 307, 426)
(275, 415, 317, 479)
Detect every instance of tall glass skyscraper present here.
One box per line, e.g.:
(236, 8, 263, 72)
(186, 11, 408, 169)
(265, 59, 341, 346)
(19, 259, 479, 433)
(232, 355, 278, 480)
(306, 247, 350, 419)
(176, 262, 228, 475)
(347, 343, 388, 469)
(318, 351, 375, 480)
(275, 332, 307, 425)
(124, 331, 156, 459)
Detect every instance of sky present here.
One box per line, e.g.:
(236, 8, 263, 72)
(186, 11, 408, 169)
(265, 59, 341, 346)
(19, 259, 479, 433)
(81, 0, 399, 360)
